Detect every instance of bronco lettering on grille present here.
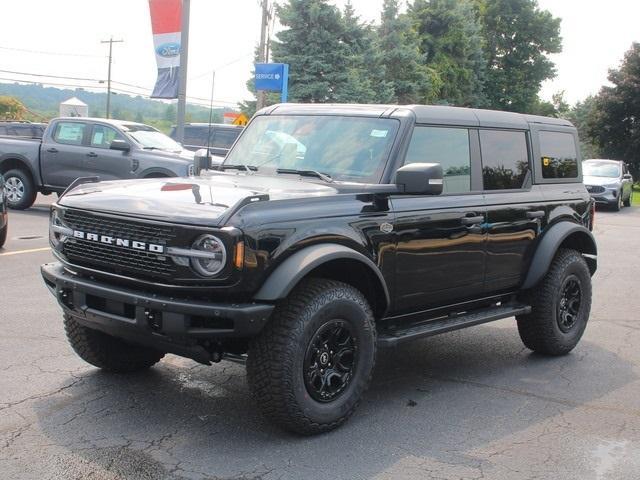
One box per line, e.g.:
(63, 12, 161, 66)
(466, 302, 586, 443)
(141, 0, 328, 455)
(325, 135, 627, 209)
(72, 230, 165, 253)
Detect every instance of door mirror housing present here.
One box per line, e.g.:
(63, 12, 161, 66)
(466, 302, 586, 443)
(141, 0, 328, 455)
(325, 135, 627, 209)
(623, 173, 633, 181)
(395, 163, 443, 195)
(110, 139, 130, 152)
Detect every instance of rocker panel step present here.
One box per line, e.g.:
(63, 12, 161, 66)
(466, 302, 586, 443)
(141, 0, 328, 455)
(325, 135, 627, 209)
(377, 304, 531, 348)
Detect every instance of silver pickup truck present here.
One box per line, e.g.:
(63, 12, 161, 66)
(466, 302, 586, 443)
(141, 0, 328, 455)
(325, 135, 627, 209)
(0, 117, 195, 209)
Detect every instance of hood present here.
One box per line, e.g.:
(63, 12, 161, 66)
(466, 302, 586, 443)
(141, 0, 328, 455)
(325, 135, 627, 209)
(137, 147, 194, 163)
(583, 175, 620, 187)
(58, 172, 341, 226)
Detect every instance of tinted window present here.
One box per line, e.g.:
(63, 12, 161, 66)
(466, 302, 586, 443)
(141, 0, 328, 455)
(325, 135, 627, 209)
(184, 126, 210, 147)
(480, 130, 529, 190)
(91, 125, 125, 148)
(540, 131, 578, 179)
(404, 126, 471, 193)
(213, 129, 240, 149)
(54, 122, 87, 145)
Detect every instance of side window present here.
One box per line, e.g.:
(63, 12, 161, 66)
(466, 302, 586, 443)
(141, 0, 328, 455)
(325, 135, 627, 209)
(213, 129, 240, 149)
(184, 127, 210, 147)
(91, 125, 125, 148)
(404, 126, 471, 194)
(53, 122, 87, 146)
(539, 131, 578, 179)
(480, 130, 529, 190)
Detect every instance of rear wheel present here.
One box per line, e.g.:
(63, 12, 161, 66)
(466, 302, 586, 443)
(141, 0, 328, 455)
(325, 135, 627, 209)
(4, 169, 36, 210)
(247, 278, 376, 435)
(64, 314, 164, 372)
(516, 249, 592, 356)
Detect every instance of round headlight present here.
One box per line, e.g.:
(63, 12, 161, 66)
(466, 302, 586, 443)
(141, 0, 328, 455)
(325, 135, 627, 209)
(190, 234, 226, 277)
(49, 209, 69, 249)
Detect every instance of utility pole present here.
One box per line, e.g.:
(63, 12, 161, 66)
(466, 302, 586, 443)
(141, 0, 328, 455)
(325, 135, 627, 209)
(256, 0, 270, 111)
(100, 37, 123, 119)
(175, 0, 191, 144)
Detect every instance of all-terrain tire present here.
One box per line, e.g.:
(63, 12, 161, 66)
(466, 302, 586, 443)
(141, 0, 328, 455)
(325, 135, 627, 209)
(247, 278, 376, 435)
(4, 169, 37, 210)
(63, 314, 164, 372)
(516, 249, 592, 356)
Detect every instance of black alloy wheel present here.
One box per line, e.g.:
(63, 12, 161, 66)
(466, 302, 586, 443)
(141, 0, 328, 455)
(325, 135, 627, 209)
(304, 320, 357, 403)
(557, 276, 582, 333)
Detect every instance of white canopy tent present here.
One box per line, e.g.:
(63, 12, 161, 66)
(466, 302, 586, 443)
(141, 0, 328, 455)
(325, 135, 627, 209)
(59, 97, 88, 117)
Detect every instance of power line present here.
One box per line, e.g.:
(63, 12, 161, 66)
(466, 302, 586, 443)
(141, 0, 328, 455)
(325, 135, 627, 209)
(0, 69, 104, 83)
(0, 45, 104, 58)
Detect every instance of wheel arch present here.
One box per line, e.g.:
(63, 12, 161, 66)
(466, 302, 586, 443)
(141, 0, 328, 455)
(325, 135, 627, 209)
(0, 156, 37, 184)
(253, 243, 390, 319)
(139, 167, 176, 178)
(522, 222, 597, 290)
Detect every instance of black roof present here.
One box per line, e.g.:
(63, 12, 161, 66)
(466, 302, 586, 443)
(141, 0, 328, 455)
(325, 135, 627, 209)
(262, 103, 573, 128)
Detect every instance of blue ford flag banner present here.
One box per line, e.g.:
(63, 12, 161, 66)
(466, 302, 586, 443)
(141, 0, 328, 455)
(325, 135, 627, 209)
(255, 63, 289, 102)
(148, 0, 181, 99)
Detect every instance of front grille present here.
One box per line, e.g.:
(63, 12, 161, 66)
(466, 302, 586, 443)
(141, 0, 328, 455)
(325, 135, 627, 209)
(586, 185, 605, 194)
(61, 209, 177, 279)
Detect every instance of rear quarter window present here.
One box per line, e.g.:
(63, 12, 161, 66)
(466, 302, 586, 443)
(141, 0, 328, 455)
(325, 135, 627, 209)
(540, 131, 578, 179)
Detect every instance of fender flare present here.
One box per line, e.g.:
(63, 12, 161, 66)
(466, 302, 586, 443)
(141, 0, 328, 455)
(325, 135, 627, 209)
(522, 222, 597, 289)
(139, 167, 177, 178)
(253, 243, 390, 308)
(0, 155, 39, 186)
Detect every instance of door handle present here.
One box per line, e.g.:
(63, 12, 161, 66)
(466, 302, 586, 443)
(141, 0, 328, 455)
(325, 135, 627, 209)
(46, 148, 58, 153)
(526, 210, 545, 219)
(461, 215, 485, 226)
(86, 152, 98, 158)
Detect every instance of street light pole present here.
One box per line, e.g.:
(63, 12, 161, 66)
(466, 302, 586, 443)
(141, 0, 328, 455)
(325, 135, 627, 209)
(175, 0, 191, 144)
(101, 37, 123, 119)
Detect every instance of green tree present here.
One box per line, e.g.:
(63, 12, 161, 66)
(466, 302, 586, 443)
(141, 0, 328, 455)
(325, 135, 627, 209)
(566, 96, 600, 159)
(587, 43, 640, 176)
(409, 0, 487, 107)
(374, 0, 432, 104)
(271, 0, 351, 102)
(163, 104, 176, 121)
(477, 0, 561, 113)
(0, 96, 27, 120)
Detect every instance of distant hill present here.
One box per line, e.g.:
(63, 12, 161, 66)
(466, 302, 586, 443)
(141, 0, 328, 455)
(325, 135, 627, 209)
(0, 82, 233, 132)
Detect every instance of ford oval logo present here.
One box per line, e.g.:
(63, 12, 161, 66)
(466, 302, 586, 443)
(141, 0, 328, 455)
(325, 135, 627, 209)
(156, 42, 180, 58)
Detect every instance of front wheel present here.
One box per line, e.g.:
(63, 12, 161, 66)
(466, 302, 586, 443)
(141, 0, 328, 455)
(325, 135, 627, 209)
(0, 223, 6, 248)
(623, 189, 632, 207)
(247, 278, 376, 435)
(516, 249, 592, 356)
(64, 314, 164, 372)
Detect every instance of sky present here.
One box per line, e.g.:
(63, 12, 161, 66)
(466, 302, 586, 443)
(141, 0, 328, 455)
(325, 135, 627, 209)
(1, 0, 639, 110)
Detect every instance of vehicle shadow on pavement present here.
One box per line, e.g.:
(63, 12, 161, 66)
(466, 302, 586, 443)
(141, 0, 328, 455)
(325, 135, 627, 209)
(33, 323, 636, 480)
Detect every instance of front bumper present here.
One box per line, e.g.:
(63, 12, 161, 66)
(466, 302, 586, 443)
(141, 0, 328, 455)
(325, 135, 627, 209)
(586, 186, 618, 205)
(41, 262, 274, 362)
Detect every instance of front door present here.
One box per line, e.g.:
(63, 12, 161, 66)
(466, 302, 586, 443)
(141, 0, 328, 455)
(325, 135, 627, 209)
(391, 125, 487, 313)
(84, 124, 133, 181)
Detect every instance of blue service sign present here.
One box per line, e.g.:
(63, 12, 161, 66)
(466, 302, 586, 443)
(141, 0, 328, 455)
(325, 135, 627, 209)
(255, 63, 289, 92)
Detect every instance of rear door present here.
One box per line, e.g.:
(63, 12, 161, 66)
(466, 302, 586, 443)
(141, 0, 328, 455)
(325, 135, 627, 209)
(84, 124, 133, 181)
(480, 129, 545, 293)
(40, 121, 90, 188)
(391, 125, 487, 313)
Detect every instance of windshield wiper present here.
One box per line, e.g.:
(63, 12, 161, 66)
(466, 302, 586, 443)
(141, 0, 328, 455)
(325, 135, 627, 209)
(277, 168, 333, 183)
(218, 164, 257, 173)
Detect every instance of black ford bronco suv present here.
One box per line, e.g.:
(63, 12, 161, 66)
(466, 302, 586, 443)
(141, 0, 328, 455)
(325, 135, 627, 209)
(42, 104, 597, 435)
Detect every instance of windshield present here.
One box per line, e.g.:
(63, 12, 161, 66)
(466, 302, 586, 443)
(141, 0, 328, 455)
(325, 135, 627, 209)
(583, 161, 620, 178)
(224, 115, 399, 183)
(122, 124, 183, 152)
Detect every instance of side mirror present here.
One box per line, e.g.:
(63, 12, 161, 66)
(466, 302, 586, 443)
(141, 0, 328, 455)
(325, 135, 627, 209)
(623, 173, 633, 180)
(395, 163, 443, 195)
(110, 139, 130, 152)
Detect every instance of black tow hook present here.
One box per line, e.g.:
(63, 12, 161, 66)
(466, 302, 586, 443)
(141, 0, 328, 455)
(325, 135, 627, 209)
(144, 309, 163, 332)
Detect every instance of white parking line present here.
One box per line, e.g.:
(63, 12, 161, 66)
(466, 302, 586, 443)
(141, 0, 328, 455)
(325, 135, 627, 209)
(0, 247, 51, 256)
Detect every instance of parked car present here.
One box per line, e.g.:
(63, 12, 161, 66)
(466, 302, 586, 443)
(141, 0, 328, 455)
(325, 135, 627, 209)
(0, 174, 7, 248)
(0, 121, 46, 139)
(170, 123, 243, 157)
(42, 104, 596, 435)
(0, 117, 195, 209)
(582, 159, 633, 211)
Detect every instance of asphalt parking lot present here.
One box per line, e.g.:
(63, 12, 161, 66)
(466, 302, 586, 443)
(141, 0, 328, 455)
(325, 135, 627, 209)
(1, 195, 639, 480)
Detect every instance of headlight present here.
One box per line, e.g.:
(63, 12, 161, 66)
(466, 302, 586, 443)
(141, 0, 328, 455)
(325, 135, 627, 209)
(49, 209, 72, 250)
(190, 234, 226, 277)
